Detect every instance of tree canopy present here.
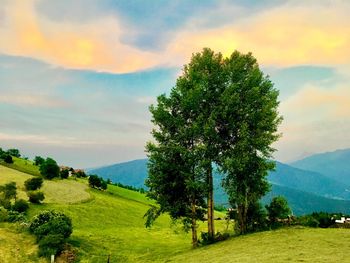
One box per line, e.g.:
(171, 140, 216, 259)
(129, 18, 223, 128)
(145, 48, 282, 245)
(40, 158, 60, 179)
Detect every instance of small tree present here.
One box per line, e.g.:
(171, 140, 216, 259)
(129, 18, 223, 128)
(12, 199, 29, 213)
(0, 182, 17, 200)
(27, 191, 45, 204)
(88, 175, 107, 190)
(266, 196, 291, 225)
(6, 148, 20, 158)
(29, 210, 72, 257)
(34, 156, 45, 166)
(60, 168, 69, 179)
(40, 158, 60, 179)
(24, 177, 44, 191)
(3, 154, 13, 164)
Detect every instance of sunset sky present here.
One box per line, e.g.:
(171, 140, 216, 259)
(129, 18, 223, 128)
(1, 0, 349, 168)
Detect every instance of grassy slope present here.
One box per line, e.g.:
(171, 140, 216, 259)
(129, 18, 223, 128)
(0, 223, 46, 263)
(0, 166, 91, 203)
(169, 227, 350, 263)
(2, 163, 350, 262)
(0, 157, 41, 176)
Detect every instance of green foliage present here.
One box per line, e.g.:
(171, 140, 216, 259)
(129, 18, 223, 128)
(24, 177, 44, 191)
(30, 210, 72, 257)
(296, 212, 336, 228)
(27, 191, 45, 204)
(6, 148, 21, 157)
(40, 158, 60, 179)
(0, 206, 8, 222)
(7, 210, 27, 222)
(74, 170, 87, 178)
(60, 168, 69, 179)
(12, 199, 29, 213)
(3, 154, 13, 164)
(34, 156, 45, 166)
(246, 201, 268, 232)
(88, 174, 107, 190)
(266, 196, 291, 225)
(0, 181, 17, 200)
(38, 234, 65, 257)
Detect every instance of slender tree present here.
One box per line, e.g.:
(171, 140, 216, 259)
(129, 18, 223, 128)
(145, 93, 206, 247)
(217, 51, 282, 234)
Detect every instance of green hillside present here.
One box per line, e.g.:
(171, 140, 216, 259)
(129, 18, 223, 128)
(0, 157, 41, 176)
(90, 158, 350, 215)
(0, 164, 227, 262)
(2, 163, 350, 262)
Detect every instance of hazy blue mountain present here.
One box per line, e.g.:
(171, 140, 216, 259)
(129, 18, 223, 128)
(291, 148, 350, 186)
(89, 158, 350, 215)
(88, 159, 148, 188)
(269, 162, 350, 200)
(262, 184, 350, 215)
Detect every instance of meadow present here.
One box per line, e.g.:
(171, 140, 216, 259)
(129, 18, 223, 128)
(1, 162, 350, 262)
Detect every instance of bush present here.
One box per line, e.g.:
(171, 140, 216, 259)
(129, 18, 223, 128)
(246, 201, 268, 232)
(60, 169, 69, 179)
(266, 196, 291, 226)
(40, 158, 60, 179)
(7, 211, 27, 223)
(24, 177, 43, 191)
(3, 154, 13, 164)
(38, 234, 65, 257)
(30, 210, 73, 239)
(27, 191, 45, 204)
(34, 156, 45, 166)
(88, 175, 107, 190)
(12, 199, 29, 213)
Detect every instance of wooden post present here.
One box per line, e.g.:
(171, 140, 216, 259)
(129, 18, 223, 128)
(51, 254, 55, 263)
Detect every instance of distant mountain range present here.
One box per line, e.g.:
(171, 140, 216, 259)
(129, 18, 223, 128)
(88, 148, 350, 215)
(291, 148, 350, 186)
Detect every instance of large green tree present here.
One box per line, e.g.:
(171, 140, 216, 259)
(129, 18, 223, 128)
(145, 93, 206, 247)
(217, 51, 282, 234)
(40, 158, 60, 179)
(146, 48, 282, 245)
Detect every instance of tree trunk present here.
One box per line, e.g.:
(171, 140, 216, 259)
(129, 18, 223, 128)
(191, 200, 198, 248)
(207, 164, 215, 239)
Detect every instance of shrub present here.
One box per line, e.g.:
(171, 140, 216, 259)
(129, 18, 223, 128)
(24, 177, 43, 191)
(7, 211, 27, 223)
(12, 199, 29, 213)
(30, 210, 73, 239)
(266, 196, 291, 226)
(3, 154, 13, 164)
(60, 169, 69, 179)
(27, 191, 45, 204)
(246, 201, 268, 232)
(38, 234, 65, 257)
(34, 156, 45, 166)
(40, 158, 60, 179)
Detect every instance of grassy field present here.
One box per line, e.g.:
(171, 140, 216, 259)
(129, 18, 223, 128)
(0, 166, 91, 203)
(0, 157, 41, 176)
(1, 163, 350, 262)
(168, 227, 350, 263)
(0, 223, 46, 263)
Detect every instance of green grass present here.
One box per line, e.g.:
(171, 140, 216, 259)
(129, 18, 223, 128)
(0, 165, 91, 203)
(0, 223, 46, 263)
(2, 164, 350, 262)
(168, 227, 350, 263)
(0, 157, 41, 176)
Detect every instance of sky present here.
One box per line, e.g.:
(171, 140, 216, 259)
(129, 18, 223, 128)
(0, 0, 350, 168)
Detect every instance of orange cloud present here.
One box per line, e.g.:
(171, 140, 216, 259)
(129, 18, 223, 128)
(166, 2, 350, 68)
(0, 0, 158, 73)
(1, 1, 350, 73)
